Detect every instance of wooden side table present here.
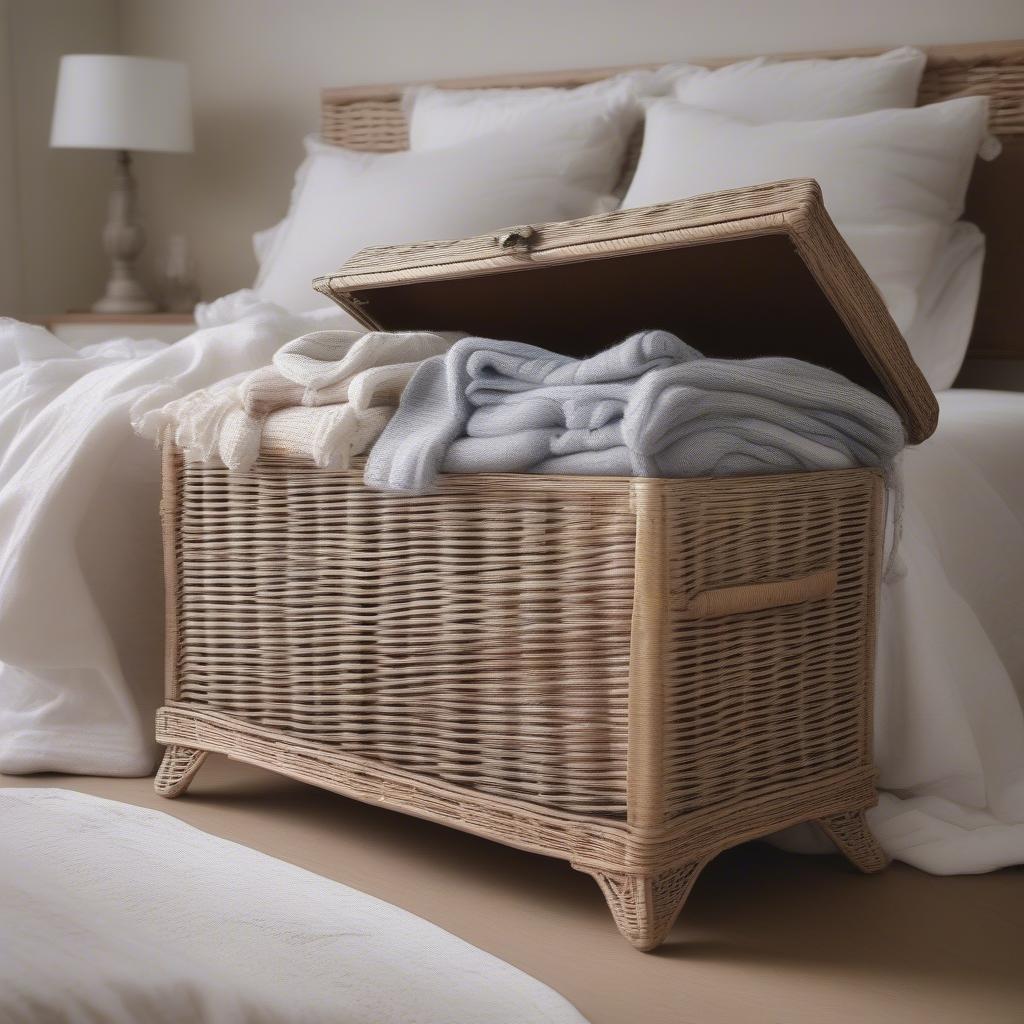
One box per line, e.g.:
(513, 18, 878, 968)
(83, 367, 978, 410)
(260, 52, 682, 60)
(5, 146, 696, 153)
(36, 313, 195, 348)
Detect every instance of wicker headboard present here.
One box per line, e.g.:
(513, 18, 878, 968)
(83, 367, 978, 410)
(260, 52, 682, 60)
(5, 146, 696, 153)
(322, 40, 1024, 363)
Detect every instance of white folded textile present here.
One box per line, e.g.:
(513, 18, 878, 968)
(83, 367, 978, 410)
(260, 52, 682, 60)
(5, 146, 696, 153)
(257, 404, 394, 468)
(0, 789, 588, 1024)
(134, 372, 250, 465)
(364, 330, 906, 493)
(137, 329, 461, 472)
(246, 328, 463, 414)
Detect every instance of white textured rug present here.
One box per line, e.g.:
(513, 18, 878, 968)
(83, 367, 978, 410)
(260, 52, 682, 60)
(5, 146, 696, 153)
(0, 789, 588, 1024)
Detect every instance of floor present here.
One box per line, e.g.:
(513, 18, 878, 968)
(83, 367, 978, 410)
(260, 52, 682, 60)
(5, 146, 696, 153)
(5, 757, 1023, 1024)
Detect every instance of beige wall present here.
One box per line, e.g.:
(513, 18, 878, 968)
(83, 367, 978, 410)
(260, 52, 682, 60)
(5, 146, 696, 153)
(9, 0, 1024, 310)
(3, 0, 119, 317)
(0, 3, 20, 314)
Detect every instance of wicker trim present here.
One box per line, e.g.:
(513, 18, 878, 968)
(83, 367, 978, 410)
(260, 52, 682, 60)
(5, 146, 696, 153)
(160, 437, 183, 701)
(316, 178, 812, 282)
(786, 189, 938, 442)
(156, 704, 879, 876)
(626, 480, 669, 829)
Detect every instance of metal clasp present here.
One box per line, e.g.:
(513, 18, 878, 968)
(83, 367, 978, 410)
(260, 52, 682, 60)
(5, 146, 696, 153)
(497, 225, 536, 250)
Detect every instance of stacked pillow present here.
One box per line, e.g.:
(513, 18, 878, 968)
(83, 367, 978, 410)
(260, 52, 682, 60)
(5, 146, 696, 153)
(669, 46, 927, 120)
(403, 73, 649, 151)
(255, 46, 991, 388)
(403, 46, 927, 144)
(620, 51, 990, 390)
(622, 96, 988, 331)
(254, 80, 647, 313)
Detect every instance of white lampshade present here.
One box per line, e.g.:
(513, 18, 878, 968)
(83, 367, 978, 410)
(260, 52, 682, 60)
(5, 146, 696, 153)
(50, 54, 193, 153)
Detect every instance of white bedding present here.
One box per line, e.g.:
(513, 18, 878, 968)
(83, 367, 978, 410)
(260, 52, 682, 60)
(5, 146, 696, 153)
(0, 295, 1021, 875)
(871, 389, 1024, 871)
(0, 294, 354, 776)
(0, 788, 587, 1024)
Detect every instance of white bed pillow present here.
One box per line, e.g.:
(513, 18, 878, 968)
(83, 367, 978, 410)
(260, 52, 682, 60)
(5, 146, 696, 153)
(406, 47, 925, 152)
(672, 46, 926, 122)
(260, 48, 926, 276)
(623, 96, 990, 331)
(405, 72, 657, 152)
(904, 221, 985, 391)
(257, 103, 628, 313)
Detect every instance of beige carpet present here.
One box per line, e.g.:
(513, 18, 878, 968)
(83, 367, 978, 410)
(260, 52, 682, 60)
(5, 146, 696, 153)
(5, 756, 1023, 1024)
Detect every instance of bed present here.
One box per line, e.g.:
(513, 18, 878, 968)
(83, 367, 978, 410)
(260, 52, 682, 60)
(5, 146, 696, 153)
(0, 40, 1022, 886)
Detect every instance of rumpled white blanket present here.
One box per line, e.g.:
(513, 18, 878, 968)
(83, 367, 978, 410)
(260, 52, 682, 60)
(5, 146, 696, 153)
(775, 389, 1024, 872)
(364, 331, 906, 493)
(245, 328, 462, 414)
(0, 293, 355, 775)
(868, 389, 1024, 871)
(0, 788, 587, 1024)
(135, 328, 461, 471)
(0, 295, 1021, 875)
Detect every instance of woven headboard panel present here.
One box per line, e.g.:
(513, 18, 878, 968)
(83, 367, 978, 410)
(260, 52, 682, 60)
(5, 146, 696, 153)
(322, 40, 1024, 362)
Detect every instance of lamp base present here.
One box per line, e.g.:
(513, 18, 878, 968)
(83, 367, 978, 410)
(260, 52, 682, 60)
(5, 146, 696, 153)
(92, 282, 157, 315)
(94, 150, 159, 315)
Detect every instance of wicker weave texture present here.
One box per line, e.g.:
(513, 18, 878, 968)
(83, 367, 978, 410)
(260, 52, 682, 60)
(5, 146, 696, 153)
(164, 449, 882, 827)
(170, 454, 636, 818)
(659, 472, 881, 822)
(156, 703, 882, 873)
(585, 861, 708, 950)
(917, 50, 1024, 132)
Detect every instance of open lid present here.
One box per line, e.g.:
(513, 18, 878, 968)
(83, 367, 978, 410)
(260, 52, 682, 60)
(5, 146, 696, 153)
(314, 178, 938, 443)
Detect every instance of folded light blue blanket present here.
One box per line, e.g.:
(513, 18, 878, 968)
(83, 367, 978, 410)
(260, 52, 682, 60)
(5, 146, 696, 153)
(363, 330, 905, 494)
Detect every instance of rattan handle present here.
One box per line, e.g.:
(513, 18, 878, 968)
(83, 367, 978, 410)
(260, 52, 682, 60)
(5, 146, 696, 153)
(677, 567, 838, 621)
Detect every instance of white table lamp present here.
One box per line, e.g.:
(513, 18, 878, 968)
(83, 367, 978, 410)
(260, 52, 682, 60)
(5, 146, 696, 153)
(51, 55, 193, 314)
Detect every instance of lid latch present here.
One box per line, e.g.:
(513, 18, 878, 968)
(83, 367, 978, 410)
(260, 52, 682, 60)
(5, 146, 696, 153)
(497, 225, 536, 251)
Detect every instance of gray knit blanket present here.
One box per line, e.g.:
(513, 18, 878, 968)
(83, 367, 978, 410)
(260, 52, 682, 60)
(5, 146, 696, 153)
(363, 330, 906, 493)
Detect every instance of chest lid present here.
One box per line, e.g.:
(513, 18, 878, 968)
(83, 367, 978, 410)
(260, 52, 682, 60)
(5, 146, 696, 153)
(314, 178, 938, 443)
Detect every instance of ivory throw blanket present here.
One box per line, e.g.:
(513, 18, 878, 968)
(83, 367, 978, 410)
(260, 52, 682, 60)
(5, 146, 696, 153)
(135, 328, 460, 470)
(364, 330, 906, 493)
(0, 789, 587, 1024)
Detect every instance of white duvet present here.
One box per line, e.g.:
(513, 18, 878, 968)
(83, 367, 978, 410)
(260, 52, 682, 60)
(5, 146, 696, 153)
(0, 788, 587, 1024)
(0, 295, 1022, 875)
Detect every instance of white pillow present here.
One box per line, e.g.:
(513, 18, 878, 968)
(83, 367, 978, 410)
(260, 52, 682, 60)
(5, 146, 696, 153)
(672, 46, 926, 122)
(405, 72, 654, 152)
(257, 103, 629, 313)
(253, 80, 643, 273)
(260, 48, 926, 278)
(623, 96, 990, 332)
(405, 47, 926, 152)
(904, 222, 985, 391)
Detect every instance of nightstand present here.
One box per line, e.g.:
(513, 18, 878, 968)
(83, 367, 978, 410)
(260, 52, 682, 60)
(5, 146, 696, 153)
(37, 313, 195, 348)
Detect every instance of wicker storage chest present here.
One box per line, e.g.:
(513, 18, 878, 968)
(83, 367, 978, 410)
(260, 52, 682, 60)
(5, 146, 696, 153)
(155, 180, 937, 950)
